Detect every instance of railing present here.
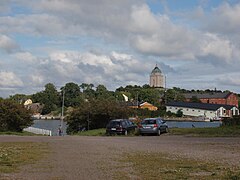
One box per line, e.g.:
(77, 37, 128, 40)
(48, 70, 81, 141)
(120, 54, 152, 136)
(23, 127, 52, 136)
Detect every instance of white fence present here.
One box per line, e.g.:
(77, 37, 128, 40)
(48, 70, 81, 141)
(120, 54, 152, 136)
(23, 127, 52, 136)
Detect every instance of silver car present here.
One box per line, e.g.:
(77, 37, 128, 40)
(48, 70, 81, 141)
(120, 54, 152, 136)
(139, 118, 168, 136)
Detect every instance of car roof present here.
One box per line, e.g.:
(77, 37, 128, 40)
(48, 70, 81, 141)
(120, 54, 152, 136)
(144, 118, 162, 120)
(110, 119, 127, 122)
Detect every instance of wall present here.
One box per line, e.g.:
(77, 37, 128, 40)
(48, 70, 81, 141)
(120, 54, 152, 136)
(166, 106, 218, 119)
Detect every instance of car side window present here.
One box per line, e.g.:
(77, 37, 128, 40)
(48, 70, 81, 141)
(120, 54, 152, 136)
(121, 121, 126, 127)
(128, 121, 133, 126)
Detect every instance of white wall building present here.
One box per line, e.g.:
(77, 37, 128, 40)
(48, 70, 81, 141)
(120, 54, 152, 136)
(166, 102, 239, 120)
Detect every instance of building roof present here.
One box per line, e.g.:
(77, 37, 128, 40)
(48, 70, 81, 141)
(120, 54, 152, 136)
(183, 92, 232, 99)
(166, 101, 237, 111)
(151, 65, 162, 74)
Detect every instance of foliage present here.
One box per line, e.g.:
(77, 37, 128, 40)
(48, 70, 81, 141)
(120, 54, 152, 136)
(116, 84, 164, 106)
(165, 88, 185, 103)
(32, 83, 60, 114)
(130, 108, 166, 119)
(222, 116, 240, 126)
(62, 82, 83, 107)
(8, 94, 30, 104)
(0, 100, 33, 132)
(190, 96, 201, 103)
(176, 109, 183, 117)
(66, 99, 131, 134)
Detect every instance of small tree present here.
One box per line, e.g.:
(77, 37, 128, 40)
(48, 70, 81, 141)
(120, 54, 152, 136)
(190, 96, 201, 103)
(0, 99, 33, 132)
(176, 109, 183, 117)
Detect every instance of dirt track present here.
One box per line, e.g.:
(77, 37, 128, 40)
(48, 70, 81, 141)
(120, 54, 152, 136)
(0, 135, 240, 180)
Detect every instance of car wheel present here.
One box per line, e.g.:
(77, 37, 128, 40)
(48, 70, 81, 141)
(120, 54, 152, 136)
(165, 127, 169, 133)
(124, 130, 128, 136)
(157, 129, 161, 136)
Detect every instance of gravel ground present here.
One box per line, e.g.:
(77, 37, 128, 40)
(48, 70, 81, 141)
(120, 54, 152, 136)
(0, 135, 240, 180)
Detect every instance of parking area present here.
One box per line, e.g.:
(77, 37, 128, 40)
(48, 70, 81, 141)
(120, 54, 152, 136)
(1, 135, 240, 179)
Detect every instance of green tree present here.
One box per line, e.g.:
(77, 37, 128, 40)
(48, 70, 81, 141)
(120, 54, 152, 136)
(176, 109, 183, 117)
(66, 99, 131, 134)
(0, 99, 33, 132)
(62, 82, 82, 107)
(190, 96, 201, 103)
(80, 83, 95, 100)
(32, 83, 60, 114)
(8, 94, 30, 104)
(165, 89, 185, 103)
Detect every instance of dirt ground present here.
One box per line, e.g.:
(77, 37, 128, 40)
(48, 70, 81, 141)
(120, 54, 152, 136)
(0, 135, 240, 180)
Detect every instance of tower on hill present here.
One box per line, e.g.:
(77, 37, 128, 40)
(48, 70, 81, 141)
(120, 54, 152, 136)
(150, 64, 164, 88)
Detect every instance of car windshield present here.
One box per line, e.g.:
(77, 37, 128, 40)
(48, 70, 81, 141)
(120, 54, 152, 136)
(142, 120, 156, 125)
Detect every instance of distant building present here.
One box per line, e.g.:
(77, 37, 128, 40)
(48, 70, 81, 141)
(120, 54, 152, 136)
(125, 101, 158, 111)
(150, 65, 164, 88)
(166, 101, 239, 120)
(183, 92, 238, 107)
(139, 102, 158, 111)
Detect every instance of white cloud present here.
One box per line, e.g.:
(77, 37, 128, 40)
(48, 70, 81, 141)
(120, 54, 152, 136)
(217, 74, 240, 87)
(0, 0, 11, 14)
(206, 3, 240, 34)
(13, 52, 38, 63)
(0, 34, 18, 53)
(199, 33, 233, 62)
(0, 71, 23, 87)
(30, 74, 45, 86)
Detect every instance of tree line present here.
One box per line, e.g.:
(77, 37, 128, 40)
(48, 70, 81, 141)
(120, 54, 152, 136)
(2, 82, 239, 133)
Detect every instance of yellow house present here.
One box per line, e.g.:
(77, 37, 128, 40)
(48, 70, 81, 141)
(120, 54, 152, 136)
(140, 102, 158, 111)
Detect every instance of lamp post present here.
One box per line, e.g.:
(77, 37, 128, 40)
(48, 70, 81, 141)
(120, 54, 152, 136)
(165, 75, 167, 104)
(60, 88, 65, 134)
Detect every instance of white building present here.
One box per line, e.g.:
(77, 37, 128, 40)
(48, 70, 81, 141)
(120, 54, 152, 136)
(150, 65, 164, 88)
(166, 102, 239, 120)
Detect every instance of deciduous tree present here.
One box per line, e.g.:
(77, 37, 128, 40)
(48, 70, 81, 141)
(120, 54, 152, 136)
(0, 99, 33, 132)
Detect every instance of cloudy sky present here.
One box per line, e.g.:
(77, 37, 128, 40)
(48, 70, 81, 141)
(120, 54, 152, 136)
(0, 0, 240, 97)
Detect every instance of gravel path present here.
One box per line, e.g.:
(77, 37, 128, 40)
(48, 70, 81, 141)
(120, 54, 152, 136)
(1, 135, 240, 180)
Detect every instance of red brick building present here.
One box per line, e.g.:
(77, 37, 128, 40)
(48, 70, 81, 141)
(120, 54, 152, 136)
(183, 92, 238, 107)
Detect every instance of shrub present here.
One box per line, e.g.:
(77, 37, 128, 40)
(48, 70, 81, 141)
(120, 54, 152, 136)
(222, 116, 240, 126)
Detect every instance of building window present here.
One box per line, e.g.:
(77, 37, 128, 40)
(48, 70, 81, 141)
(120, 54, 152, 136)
(198, 110, 201, 112)
(186, 109, 189, 111)
(192, 110, 195, 111)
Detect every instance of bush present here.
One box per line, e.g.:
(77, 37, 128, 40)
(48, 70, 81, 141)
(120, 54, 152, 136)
(0, 100, 33, 132)
(222, 116, 240, 126)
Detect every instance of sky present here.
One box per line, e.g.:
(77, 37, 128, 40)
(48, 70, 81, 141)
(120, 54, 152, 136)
(0, 0, 240, 97)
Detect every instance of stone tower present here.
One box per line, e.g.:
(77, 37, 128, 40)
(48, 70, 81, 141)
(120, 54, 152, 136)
(150, 65, 164, 88)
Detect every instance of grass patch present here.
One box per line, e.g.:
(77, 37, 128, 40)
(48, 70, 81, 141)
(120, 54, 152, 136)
(74, 128, 138, 136)
(74, 128, 106, 136)
(0, 131, 39, 136)
(0, 142, 49, 173)
(169, 126, 240, 137)
(120, 152, 240, 180)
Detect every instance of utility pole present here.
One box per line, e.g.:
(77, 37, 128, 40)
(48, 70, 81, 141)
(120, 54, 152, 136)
(165, 75, 167, 104)
(61, 88, 65, 133)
